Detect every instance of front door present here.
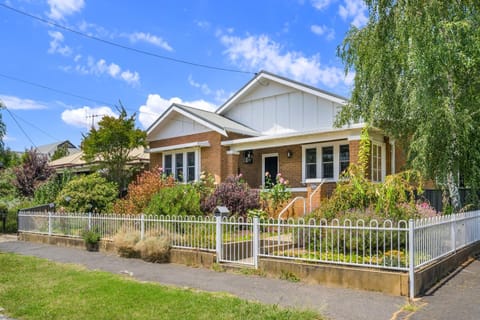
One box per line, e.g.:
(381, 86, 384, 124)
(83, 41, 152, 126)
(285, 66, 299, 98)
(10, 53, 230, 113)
(263, 154, 278, 187)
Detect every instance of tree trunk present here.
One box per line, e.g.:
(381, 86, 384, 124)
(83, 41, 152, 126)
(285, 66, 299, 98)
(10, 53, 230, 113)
(447, 171, 461, 212)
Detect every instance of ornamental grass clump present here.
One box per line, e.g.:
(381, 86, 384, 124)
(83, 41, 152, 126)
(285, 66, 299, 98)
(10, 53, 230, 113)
(134, 236, 171, 263)
(113, 231, 140, 258)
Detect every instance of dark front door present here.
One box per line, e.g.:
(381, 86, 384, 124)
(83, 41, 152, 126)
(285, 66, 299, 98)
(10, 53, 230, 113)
(264, 155, 278, 187)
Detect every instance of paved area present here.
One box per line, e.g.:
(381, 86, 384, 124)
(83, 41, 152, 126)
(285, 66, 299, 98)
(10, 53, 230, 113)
(0, 235, 478, 320)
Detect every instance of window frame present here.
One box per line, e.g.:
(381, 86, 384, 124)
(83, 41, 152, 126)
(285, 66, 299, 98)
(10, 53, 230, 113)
(371, 141, 386, 182)
(162, 148, 200, 183)
(302, 141, 348, 182)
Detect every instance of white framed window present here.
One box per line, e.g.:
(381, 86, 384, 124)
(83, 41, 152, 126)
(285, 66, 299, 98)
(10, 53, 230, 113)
(162, 148, 200, 183)
(371, 142, 386, 182)
(302, 141, 349, 182)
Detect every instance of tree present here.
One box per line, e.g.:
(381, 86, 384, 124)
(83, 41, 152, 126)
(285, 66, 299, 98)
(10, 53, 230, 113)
(50, 145, 69, 161)
(13, 149, 54, 197)
(337, 1, 480, 211)
(81, 104, 146, 193)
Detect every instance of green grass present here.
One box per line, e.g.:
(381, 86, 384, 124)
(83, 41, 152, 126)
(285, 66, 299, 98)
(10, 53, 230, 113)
(0, 253, 322, 320)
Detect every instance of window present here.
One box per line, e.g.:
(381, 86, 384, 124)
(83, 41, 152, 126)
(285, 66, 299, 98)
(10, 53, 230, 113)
(305, 148, 317, 179)
(322, 146, 334, 179)
(163, 150, 198, 183)
(302, 141, 351, 181)
(339, 144, 350, 174)
(372, 143, 382, 182)
(175, 153, 183, 181)
(164, 155, 172, 176)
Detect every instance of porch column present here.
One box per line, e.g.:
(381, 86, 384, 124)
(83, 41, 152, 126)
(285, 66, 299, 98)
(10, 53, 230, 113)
(224, 151, 240, 180)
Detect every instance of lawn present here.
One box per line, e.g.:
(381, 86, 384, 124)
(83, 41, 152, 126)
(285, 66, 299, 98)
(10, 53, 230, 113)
(0, 253, 322, 320)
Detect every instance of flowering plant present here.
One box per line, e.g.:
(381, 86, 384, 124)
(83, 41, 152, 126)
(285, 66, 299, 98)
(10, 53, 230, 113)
(261, 172, 292, 215)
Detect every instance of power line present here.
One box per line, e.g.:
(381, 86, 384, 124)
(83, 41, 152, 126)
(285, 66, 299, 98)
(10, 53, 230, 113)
(4, 107, 62, 142)
(0, 72, 162, 118)
(0, 3, 254, 75)
(0, 72, 113, 107)
(4, 106, 37, 148)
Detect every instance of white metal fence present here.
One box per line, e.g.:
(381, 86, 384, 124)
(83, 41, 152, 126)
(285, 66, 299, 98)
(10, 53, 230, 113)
(18, 209, 480, 297)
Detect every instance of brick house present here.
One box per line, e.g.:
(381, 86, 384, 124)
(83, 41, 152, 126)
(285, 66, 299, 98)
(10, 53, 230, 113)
(146, 71, 404, 213)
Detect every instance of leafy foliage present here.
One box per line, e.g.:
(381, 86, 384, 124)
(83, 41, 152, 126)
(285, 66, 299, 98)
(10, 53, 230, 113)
(81, 104, 146, 192)
(113, 167, 175, 214)
(0, 100, 5, 152)
(55, 173, 118, 213)
(337, 1, 480, 211)
(146, 184, 202, 216)
(202, 175, 260, 217)
(313, 131, 425, 221)
(34, 171, 73, 205)
(50, 145, 69, 161)
(13, 149, 54, 197)
(0, 148, 21, 169)
(260, 172, 292, 216)
(0, 168, 18, 200)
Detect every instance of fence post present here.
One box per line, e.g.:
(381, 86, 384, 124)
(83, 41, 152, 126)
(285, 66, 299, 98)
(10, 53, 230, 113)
(48, 211, 52, 236)
(88, 212, 92, 231)
(216, 216, 222, 263)
(451, 213, 456, 253)
(408, 219, 415, 300)
(253, 217, 259, 269)
(140, 214, 145, 240)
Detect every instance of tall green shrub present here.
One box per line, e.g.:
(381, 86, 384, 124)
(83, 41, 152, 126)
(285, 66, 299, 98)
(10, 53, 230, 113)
(146, 184, 202, 216)
(56, 173, 118, 213)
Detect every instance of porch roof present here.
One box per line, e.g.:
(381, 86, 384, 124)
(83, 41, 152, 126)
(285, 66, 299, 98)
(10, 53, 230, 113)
(220, 123, 369, 151)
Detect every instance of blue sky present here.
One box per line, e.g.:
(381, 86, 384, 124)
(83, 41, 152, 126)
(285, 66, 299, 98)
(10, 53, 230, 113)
(0, 0, 367, 151)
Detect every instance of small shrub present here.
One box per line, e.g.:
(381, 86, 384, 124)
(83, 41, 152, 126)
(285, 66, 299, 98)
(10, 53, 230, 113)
(146, 184, 202, 216)
(34, 171, 73, 205)
(81, 229, 101, 244)
(113, 231, 140, 258)
(260, 172, 292, 216)
(134, 236, 170, 263)
(202, 175, 260, 217)
(113, 167, 175, 214)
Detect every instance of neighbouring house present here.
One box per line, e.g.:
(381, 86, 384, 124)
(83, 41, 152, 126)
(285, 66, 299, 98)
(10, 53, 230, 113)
(36, 140, 80, 160)
(146, 71, 405, 214)
(48, 147, 149, 174)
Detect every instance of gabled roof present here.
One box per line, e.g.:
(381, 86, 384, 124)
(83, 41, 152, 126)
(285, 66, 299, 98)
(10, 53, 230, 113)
(216, 70, 348, 115)
(48, 147, 149, 172)
(146, 103, 259, 139)
(36, 140, 78, 156)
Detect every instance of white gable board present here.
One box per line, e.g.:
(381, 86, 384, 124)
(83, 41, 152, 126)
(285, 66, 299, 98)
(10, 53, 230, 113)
(148, 113, 211, 141)
(223, 81, 342, 135)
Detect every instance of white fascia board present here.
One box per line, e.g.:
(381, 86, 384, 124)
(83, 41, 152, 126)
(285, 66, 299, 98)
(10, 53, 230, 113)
(216, 72, 347, 114)
(146, 106, 227, 141)
(221, 126, 364, 152)
(146, 141, 210, 153)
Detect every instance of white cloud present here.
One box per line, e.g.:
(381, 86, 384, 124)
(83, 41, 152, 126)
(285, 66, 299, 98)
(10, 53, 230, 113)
(188, 75, 230, 103)
(139, 94, 216, 128)
(61, 106, 116, 129)
(48, 30, 72, 56)
(195, 20, 211, 30)
(310, 24, 335, 40)
(47, 0, 85, 20)
(219, 33, 350, 88)
(311, 0, 334, 10)
(0, 95, 48, 110)
(339, 0, 368, 28)
(125, 32, 173, 51)
(74, 56, 140, 86)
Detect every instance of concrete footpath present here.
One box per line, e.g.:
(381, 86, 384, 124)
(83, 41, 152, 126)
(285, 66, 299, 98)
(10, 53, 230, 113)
(0, 236, 478, 320)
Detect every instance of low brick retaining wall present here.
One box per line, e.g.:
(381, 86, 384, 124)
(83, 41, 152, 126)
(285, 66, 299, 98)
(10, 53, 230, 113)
(19, 232, 480, 297)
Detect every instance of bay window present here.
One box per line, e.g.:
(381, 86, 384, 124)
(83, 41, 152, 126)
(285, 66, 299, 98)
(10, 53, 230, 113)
(163, 149, 199, 183)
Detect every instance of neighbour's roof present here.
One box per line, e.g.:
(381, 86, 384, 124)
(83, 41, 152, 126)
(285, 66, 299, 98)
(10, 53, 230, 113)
(48, 147, 149, 171)
(35, 140, 79, 156)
